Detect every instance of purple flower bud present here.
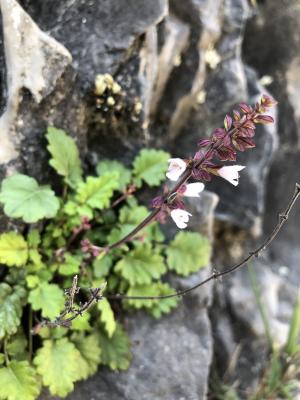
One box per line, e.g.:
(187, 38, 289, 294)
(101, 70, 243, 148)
(197, 138, 211, 148)
(233, 109, 241, 121)
(253, 115, 274, 124)
(239, 103, 253, 114)
(192, 167, 212, 181)
(224, 114, 232, 131)
(151, 196, 164, 208)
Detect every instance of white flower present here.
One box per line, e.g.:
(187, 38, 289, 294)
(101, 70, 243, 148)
(170, 209, 192, 229)
(218, 165, 245, 186)
(183, 182, 205, 197)
(166, 158, 187, 181)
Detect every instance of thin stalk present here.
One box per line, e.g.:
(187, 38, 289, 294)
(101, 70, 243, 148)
(28, 305, 33, 362)
(248, 263, 273, 350)
(3, 338, 9, 365)
(106, 183, 300, 301)
(106, 114, 256, 253)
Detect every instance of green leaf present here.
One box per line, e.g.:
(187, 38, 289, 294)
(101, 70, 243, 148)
(98, 324, 131, 371)
(96, 160, 131, 191)
(26, 275, 40, 289)
(98, 298, 116, 338)
(71, 312, 91, 331)
(133, 149, 169, 187)
(285, 289, 300, 356)
(0, 284, 26, 339)
(27, 230, 42, 268)
(107, 204, 148, 244)
(166, 231, 211, 276)
(126, 283, 179, 318)
(71, 333, 101, 379)
(6, 331, 28, 360)
(93, 254, 113, 278)
(76, 173, 119, 210)
(115, 244, 166, 285)
(0, 174, 60, 223)
(46, 127, 82, 187)
(0, 361, 40, 400)
(28, 282, 65, 320)
(34, 338, 82, 397)
(58, 253, 82, 276)
(0, 232, 28, 267)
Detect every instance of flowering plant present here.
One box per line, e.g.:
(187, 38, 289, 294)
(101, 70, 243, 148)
(0, 94, 290, 400)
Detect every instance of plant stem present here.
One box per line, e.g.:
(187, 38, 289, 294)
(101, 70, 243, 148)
(106, 114, 255, 253)
(3, 338, 9, 366)
(248, 263, 273, 350)
(106, 183, 300, 301)
(28, 305, 33, 363)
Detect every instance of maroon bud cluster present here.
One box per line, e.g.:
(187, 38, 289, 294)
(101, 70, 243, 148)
(193, 94, 277, 181)
(150, 94, 277, 228)
(80, 238, 101, 258)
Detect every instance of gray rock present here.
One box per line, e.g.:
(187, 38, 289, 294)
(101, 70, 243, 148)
(228, 259, 296, 346)
(0, 0, 78, 181)
(63, 307, 211, 400)
(21, 0, 169, 163)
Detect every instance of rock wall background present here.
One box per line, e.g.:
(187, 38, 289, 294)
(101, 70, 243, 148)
(0, 0, 299, 398)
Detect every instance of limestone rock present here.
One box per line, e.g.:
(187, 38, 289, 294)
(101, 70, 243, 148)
(0, 0, 77, 181)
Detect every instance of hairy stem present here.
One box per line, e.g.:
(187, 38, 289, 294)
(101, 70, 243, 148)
(106, 115, 256, 253)
(106, 183, 300, 301)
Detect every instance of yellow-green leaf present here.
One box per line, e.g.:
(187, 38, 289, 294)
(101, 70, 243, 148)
(97, 324, 131, 371)
(71, 333, 101, 379)
(34, 338, 82, 397)
(46, 127, 83, 188)
(0, 361, 40, 400)
(98, 298, 116, 338)
(0, 174, 59, 223)
(0, 284, 26, 339)
(76, 173, 119, 210)
(166, 231, 211, 276)
(133, 149, 170, 187)
(115, 244, 166, 285)
(0, 232, 28, 267)
(28, 282, 65, 320)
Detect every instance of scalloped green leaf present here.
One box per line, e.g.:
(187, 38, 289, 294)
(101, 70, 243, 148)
(133, 149, 169, 187)
(0, 360, 40, 400)
(0, 174, 59, 223)
(126, 282, 179, 318)
(6, 331, 28, 360)
(46, 127, 83, 188)
(71, 333, 101, 379)
(0, 232, 28, 267)
(34, 338, 82, 397)
(166, 231, 211, 276)
(57, 253, 82, 276)
(98, 298, 116, 338)
(0, 284, 26, 339)
(97, 324, 131, 371)
(76, 173, 119, 210)
(96, 160, 131, 191)
(115, 244, 166, 285)
(71, 312, 91, 331)
(28, 282, 65, 320)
